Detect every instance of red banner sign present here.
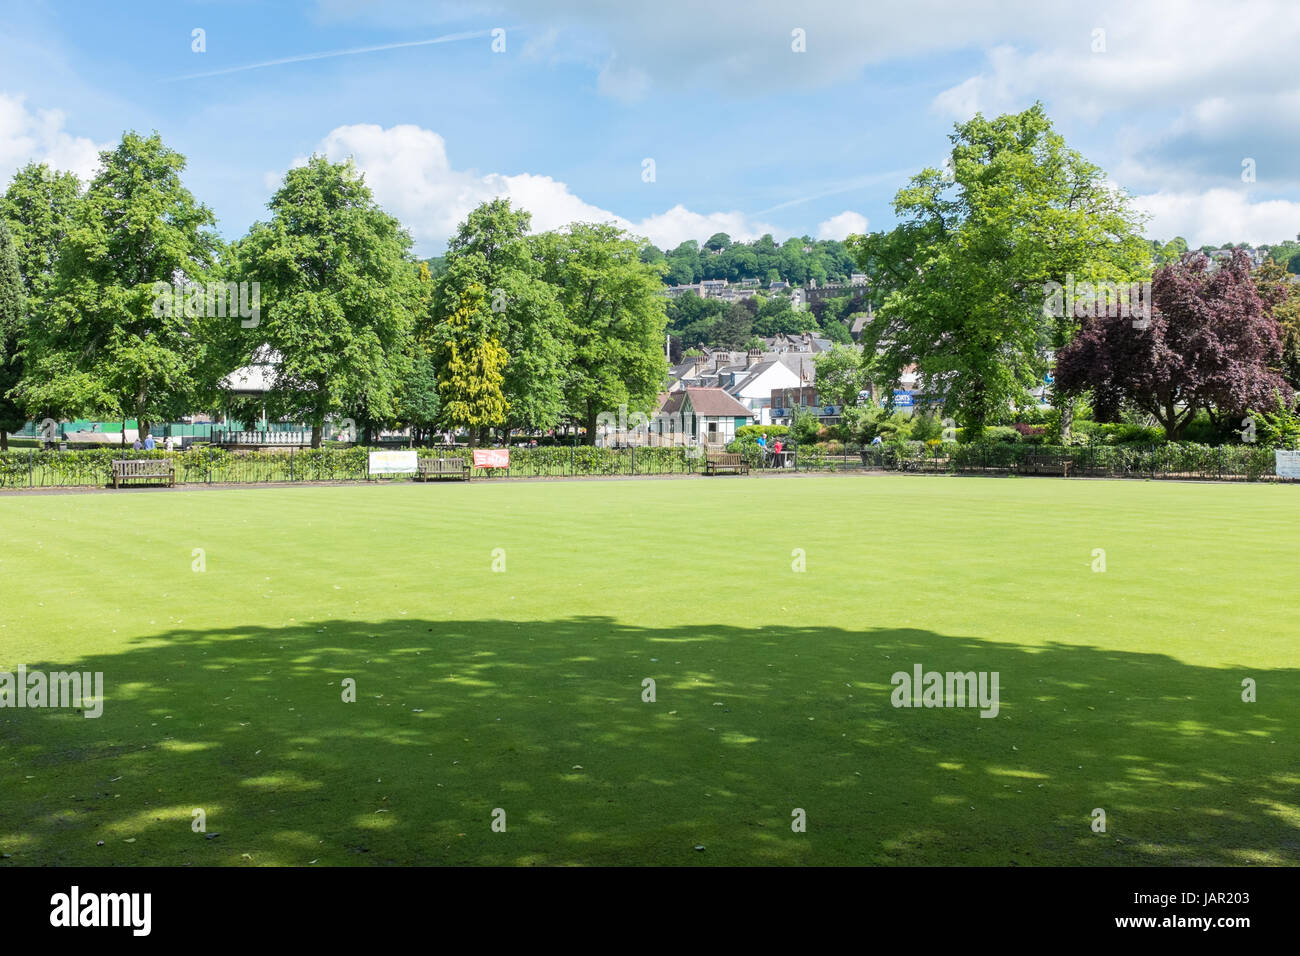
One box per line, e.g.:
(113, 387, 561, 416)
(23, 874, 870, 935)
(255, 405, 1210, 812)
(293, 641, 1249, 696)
(472, 449, 510, 469)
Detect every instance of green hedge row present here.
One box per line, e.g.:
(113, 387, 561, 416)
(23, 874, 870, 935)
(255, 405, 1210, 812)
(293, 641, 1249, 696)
(865, 441, 1282, 480)
(0, 445, 706, 488)
(2, 440, 1289, 488)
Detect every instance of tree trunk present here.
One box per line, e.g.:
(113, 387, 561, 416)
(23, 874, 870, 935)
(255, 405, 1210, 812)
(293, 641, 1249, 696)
(584, 405, 598, 446)
(1059, 402, 1073, 443)
(311, 423, 323, 448)
(0, 431, 7, 451)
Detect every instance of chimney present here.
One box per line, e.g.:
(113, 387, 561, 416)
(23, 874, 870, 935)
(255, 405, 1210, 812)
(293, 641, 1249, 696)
(695, 353, 708, 370)
(747, 349, 761, 368)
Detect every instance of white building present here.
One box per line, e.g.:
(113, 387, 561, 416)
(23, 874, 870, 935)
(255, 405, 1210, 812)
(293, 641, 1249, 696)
(725, 359, 804, 426)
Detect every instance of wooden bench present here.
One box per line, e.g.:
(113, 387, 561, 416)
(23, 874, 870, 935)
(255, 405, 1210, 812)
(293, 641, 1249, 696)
(111, 458, 175, 488)
(416, 457, 470, 481)
(703, 451, 748, 476)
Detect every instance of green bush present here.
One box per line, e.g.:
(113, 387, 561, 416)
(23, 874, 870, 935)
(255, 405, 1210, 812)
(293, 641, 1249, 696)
(903, 413, 946, 443)
(981, 425, 1022, 443)
(1250, 396, 1300, 449)
(875, 441, 1279, 480)
(842, 404, 909, 444)
(734, 424, 788, 442)
(789, 408, 821, 446)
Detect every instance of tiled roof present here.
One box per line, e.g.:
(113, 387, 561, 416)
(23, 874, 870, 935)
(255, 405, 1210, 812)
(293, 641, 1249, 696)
(670, 387, 755, 418)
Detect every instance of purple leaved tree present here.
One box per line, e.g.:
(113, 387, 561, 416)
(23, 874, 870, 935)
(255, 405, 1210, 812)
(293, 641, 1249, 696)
(1055, 250, 1290, 439)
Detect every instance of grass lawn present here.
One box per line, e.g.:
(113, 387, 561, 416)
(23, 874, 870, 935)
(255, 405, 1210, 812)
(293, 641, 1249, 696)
(1, 474, 1297, 866)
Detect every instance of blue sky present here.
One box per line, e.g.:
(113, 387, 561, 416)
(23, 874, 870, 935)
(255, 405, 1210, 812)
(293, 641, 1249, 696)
(3, 0, 1299, 256)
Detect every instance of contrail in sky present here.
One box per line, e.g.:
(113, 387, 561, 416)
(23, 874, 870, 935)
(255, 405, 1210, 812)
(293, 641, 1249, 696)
(171, 30, 493, 81)
(755, 170, 914, 214)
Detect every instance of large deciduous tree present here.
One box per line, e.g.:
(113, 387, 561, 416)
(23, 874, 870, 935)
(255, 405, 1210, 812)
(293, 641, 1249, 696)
(1054, 250, 1290, 439)
(238, 156, 417, 447)
(1255, 257, 1300, 388)
(431, 200, 567, 437)
(17, 132, 219, 438)
(847, 104, 1149, 439)
(1, 163, 83, 442)
(0, 220, 24, 449)
(1, 162, 82, 300)
(538, 223, 668, 444)
(812, 344, 869, 408)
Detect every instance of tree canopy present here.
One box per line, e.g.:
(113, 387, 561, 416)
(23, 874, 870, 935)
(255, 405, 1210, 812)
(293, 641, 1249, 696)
(237, 156, 418, 446)
(1055, 250, 1290, 438)
(848, 103, 1150, 438)
(16, 132, 220, 434)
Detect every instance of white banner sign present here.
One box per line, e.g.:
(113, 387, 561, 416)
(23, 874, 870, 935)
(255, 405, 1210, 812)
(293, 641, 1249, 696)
(368, 450, 418, 475)
(1276, 449, 1300, 479)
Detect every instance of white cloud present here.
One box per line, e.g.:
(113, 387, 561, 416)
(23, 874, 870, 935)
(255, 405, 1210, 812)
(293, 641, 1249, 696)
(931, 3, 1300, 124)
(817, 210, 868, 240)
(299, 122, 785, 251)
(1132, 188, 1300, 246)
(0, 92, 104, 186)
(927, 3, 1300, 195)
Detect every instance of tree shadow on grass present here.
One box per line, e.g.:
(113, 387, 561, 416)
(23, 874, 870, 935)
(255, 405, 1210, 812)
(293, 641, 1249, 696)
(2, 616, 1297, 866)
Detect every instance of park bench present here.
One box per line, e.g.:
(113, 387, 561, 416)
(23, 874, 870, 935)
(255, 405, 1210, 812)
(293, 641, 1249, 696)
(111, 458, 175, 488)
(703, 451, 748, 476)
(416, 457, 470, 481)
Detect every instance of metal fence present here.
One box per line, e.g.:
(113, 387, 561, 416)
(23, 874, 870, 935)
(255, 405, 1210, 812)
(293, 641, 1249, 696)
(0, 446, 711, 489)
(792, 442, 1293, 482)
(2, 442, 1294, 489)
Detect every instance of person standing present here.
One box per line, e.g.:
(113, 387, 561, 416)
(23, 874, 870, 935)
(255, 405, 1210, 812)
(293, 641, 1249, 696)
(143, 434, 156, 450)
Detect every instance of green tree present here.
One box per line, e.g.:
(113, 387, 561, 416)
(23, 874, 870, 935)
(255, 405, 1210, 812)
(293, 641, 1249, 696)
(0, 162, 82, 300)
(539, 223, 668, 443)
(396, 351, 443, 443)
(433, 199, 567, 436)
(848, 104, 1148, 439)
(17, 132, 220, 438)
(713, 299, 755, 348)
(824, 318, 853, 344)
(432, 283, 509, 442)
(812, 344, 868, 407)
(1256, 258, 1300, 386)
(1156, 236, 1189, 265)
(238, 156, 417, 447)
(789, 406, 821, 445)
(0, 219, 24, 449)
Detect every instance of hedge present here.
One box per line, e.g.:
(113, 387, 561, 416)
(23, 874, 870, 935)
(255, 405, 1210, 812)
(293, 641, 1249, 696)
(0, 445, 706, 489)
